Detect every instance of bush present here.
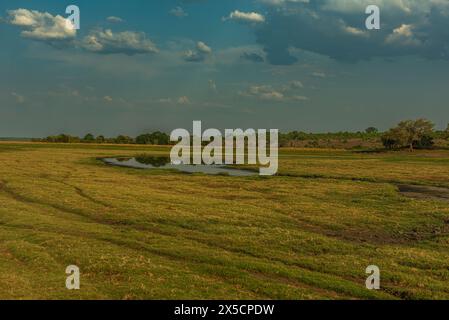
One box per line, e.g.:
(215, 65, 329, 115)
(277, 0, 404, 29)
(381, 131, 402, 150)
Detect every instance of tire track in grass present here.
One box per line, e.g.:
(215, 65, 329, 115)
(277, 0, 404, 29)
(0, 218, 392, 299)
(0, 224, 267, 299)
(0, 180, 395, 299)
(41, 175, 114, 208)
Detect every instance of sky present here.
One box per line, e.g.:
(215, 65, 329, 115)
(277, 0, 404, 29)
(1, 0, 449, 137)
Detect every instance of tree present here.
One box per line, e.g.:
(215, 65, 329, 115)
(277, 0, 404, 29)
(444, 123, 449, 140)
(136, 132, 170, 145)
(83, 133, 95, 142)
(399, 119, 434, 151)
(115, 135, 134, 144)
(382, 119, 434, 151)
(96, 135, 105, 143)
(365, 127, 378, 134)
(45, 134, 80, 143)
(150, 131, 170, 145)
(136, 134, 152, 145)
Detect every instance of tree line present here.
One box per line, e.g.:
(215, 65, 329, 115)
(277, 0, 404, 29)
(35, 119, 449, 151)
(37, 131, 171, 145)
(279, 119, 448, 151)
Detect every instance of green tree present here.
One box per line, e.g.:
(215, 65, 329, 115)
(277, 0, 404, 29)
(115, 135, 134, 144)
(83, 133, 95, 142)
(135, 134, 152, 145)
(150, 131, 170, 145)
(382, 119, 434, 151)
(44, 134, 80, 143)
(136, 132, 170, 145)
(96, 135, 105, 143)
(365, 127, 378, 134)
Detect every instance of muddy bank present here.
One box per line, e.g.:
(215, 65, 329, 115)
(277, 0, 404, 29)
(397, 184, 449, 202)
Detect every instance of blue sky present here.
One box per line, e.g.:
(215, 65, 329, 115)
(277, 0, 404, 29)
(1, 0, 449, 137)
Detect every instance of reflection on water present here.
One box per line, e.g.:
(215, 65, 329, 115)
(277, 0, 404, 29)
(102, 156, 257, 176)
(134, 155, 171, 167)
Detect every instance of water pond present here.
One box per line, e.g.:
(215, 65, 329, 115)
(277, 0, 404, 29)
(102, 156, 257, 177)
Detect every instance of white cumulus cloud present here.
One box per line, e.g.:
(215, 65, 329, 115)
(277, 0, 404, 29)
(385, 24, 421, 46)
(107, 16, 124, 23)
(7, 8, 76, 41)
(184, 41, 212, 62)
(170, 7, 188, 18)
(225, 10, 265, 24)
(177, 96, 190, 105)
(81, 29, 158, 55)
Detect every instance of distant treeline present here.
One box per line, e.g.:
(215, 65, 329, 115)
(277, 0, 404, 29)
(279, 129, 380, 144)
(34, 120, 449, 151)
(36, 131, 380, 146)
(35, 132, 171, 145)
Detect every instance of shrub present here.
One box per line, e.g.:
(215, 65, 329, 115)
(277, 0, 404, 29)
(381, 130, 402, 150)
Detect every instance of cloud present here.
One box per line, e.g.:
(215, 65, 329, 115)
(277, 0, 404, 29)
(342, 24, 367, 37)
(385, 24, 421, 46)
(181, 0, 208, 3)
(253, 0, 449, 64)
(155, 96, 191, 105)
(311, 72, 326, 78)
(184, 41, 212, 62)
(209, 80, 217, 92)
(170, 7, 188, 18)
(11, 92, 25, 104)
(7, 9, 158, 55)
(197, 41, 212, 54)
(7, 8, 76, 43)
(241, 52, 265, 63)
(259, 0, 310, 6)
(320, 0, 416, 14)
(240, 82, 308, 102)
(177, 96, 191, 104)
(103, 96, 113, 102)
(107, 16, 124, 23)
(157, 98, 173, 104)
(81, 29, 158, 55)
(291, 95, 309, 101)
(224, 10, 265, 23)
(242, 85, 285, 101)
(285, 80, 304, 89)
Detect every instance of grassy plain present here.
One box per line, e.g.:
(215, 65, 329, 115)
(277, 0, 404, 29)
(0, 142, 449, 299)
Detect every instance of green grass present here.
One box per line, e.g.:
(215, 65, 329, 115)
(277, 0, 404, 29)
(0, 142, 449, 299)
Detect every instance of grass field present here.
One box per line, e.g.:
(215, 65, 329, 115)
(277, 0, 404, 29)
(1, 142, 449, 299)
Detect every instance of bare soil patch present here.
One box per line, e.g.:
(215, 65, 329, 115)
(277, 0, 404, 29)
(397, 184, 449, 202)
